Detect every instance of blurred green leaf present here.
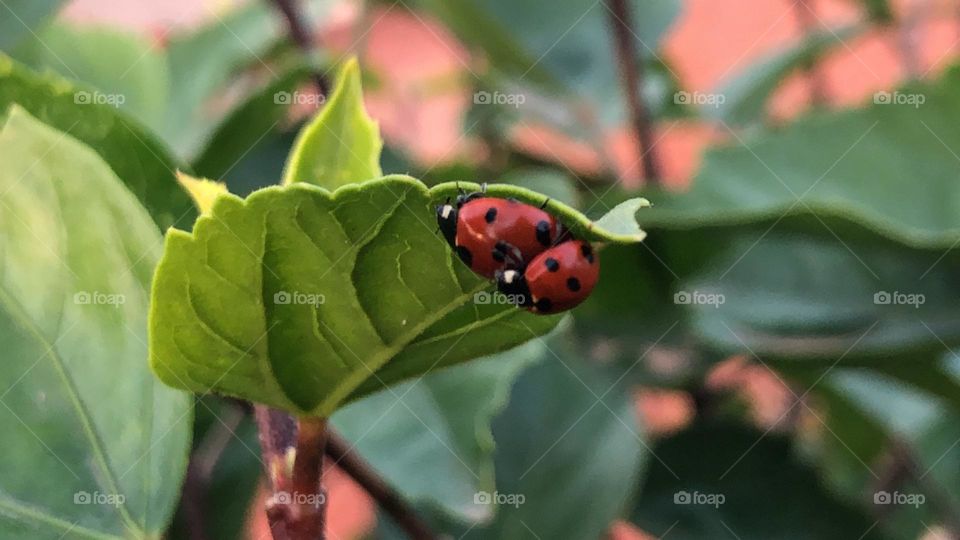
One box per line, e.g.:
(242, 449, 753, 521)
(0, 0, 63, 51)
(0, 53, 194, 229)
(859, 0, 894, 25)
(631, 420, 885, 539)
(641, 68, 960, 249)
(472, 342, 645, 539)
(0, 106, 191, 538)
(283, 59, 382, 187)
(671, 217, 960, 362)
(332, 340, 544, 521)
(709, 24, 865, 125)
(161, 2, 286, 158)
(194, 65, 313, 181)
(11, 23, 171, 129)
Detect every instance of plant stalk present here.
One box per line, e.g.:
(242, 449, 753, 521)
(604, 0, 662, 186)
(326, 430, 438, 539)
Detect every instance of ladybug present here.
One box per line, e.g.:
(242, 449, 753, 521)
(495, 240, 599, 314)
(436, 187, 565, 279)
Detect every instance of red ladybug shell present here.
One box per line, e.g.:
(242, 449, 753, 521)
(523, 240, 599, 314)
(454, 198, 562, 279)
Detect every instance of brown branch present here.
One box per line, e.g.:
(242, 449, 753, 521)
(326, 430, 438, 540)
(268, 0, 329, 96)
(794, 0, 829, 106)
(255, 406, 328, 540)
(179, 402, 246, 540)
(873, 438, 960, 537)
(604, 0, 662, 186)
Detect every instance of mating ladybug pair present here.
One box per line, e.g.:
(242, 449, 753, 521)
(436, 186, 599, 314)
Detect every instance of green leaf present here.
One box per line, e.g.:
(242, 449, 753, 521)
(0, 0, 63, 52)
(631, 421, 885, 539)
(709, 24, 865, 125)
(671, 217, 960, 362)
(332, 339, 544, 521)
(479, 346, 645, 539)
(0, 106, 191, 538)
(0, 53, 195, 230)
(282, 58, 382, 187)
(640, 67, 960, 249)
(150, 175, 649, 416)
(11, 23, 171, 130)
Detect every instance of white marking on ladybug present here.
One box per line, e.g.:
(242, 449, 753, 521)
(503, 270, 518, 284)
(440, 205, 454, 219)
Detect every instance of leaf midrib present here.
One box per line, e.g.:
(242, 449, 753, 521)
(0, 285, 143, 536)
(314, 279, 491, 415)
(0, 496, 122, 540)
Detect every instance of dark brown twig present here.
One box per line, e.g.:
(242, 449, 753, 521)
(326, 430, 439, 540)
(268, 0, 329, 96)
(604, 0, 662, 186)
(180, 402, 246, 540)
(794, 0, 829, 105)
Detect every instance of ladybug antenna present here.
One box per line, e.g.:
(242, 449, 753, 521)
(539, 197, 550, 210)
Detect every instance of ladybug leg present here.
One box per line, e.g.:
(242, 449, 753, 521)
(539, 197, 550, 209)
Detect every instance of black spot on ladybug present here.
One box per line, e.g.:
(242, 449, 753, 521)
(534, 298, 553, 312)
(544, 258, 559, 272)
(567, 277, 581, 292)
(492, 248, 505, 263)
(456, 245, 473, 267)
(485, 207, 497, 223)
(581, 243, 595, 263)
(536, 221, 551, 246)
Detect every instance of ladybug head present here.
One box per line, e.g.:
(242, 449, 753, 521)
(436, 201, 458, 247)
(495, 269, 532, 308)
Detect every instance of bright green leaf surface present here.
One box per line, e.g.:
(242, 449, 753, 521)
(640, 67, 960, 249)
(0, 53, 195, 230)
(332, 340, 543, 521)
(0, 107, 191, 538)
(282, 58, 382, 187)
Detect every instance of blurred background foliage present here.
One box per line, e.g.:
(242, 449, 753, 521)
(3, 0, 960, 538)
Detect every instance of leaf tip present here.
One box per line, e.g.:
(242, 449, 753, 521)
(176, 171, 228, 215)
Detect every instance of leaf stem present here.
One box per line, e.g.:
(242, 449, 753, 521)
(325, 430, 438, 539)
(604, 0, 662, 186)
